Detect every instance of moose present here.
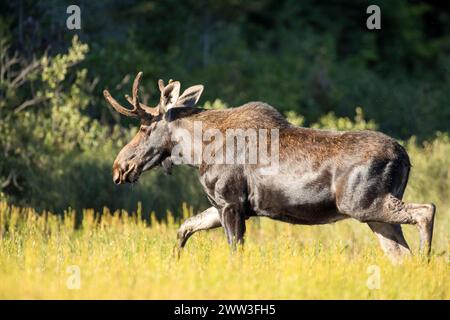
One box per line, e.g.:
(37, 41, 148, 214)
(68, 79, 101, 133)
(103, 72, 436, 262)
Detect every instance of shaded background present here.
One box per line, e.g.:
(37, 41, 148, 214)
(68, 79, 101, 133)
(0, 0, 449, 217)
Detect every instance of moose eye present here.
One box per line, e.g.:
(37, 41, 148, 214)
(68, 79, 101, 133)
(139, 126, 150, 134)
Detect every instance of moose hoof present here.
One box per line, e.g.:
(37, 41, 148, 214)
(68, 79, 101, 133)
(177, 227, 192, 249)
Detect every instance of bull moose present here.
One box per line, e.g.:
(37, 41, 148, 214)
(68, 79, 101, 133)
(103, 72, 436, 261)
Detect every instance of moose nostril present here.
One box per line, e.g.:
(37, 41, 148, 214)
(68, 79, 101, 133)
(113, 168, 121, 184)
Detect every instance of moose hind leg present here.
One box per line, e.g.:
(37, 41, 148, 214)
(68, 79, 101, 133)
(368, 194, 436, 256)
(367, 222, 411, 263)
(177, 207, 222, 249)
(412, 203, 436, 256)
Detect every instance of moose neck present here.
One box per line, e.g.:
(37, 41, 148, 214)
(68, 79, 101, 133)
(166, 108, 224, 169)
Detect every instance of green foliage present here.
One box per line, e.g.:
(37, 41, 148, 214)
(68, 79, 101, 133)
(286, 107, 377, 131)
(203, 99, 228, 110)
(1, 35, 115, 209)
(41, 36, 89, 90)
(285, 111, 305, 127)
(0, 34, 207, 216)
(312, 107, 378, 131)
(0, 1, 449, 216)
(404, 133, 450, 209)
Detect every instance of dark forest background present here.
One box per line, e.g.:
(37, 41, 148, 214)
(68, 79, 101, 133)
(0, 0, 449, 217)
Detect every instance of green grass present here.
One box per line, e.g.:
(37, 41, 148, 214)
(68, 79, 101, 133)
(0, 201, 448, 299)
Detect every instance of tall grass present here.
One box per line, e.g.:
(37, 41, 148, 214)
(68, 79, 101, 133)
(0, 201, 448, 299)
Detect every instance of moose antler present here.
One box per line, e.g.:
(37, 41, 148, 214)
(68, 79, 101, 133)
(103, 72, 159, 118)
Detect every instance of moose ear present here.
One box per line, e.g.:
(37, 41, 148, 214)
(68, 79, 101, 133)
(159, 81, 180, 112)
(158, 79, 165, 92)
(176, 85, 204, 108)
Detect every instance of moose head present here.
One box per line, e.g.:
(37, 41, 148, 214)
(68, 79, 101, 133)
(103, 72, 204, 184)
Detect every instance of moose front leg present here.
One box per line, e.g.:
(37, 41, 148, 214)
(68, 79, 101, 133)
(177, 207, 222, 249)
(200, 168, 248, 250)
(221, 203, 246, 249)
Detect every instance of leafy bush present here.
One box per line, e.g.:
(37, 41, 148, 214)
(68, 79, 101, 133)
(404, 133, 450, 209)
(312, 107, 378, 131)
(0, 35, 207, 217)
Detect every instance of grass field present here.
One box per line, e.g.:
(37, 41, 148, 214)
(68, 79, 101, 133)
(0, 201, 448, 300)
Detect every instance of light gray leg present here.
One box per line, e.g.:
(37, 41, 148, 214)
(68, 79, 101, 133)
(368, 222, 411, 263)
(359, 195, 435, 257)
(409, 203, 436, 256)
(378, 195, 436, 256)
(177, 207, 222, 248)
